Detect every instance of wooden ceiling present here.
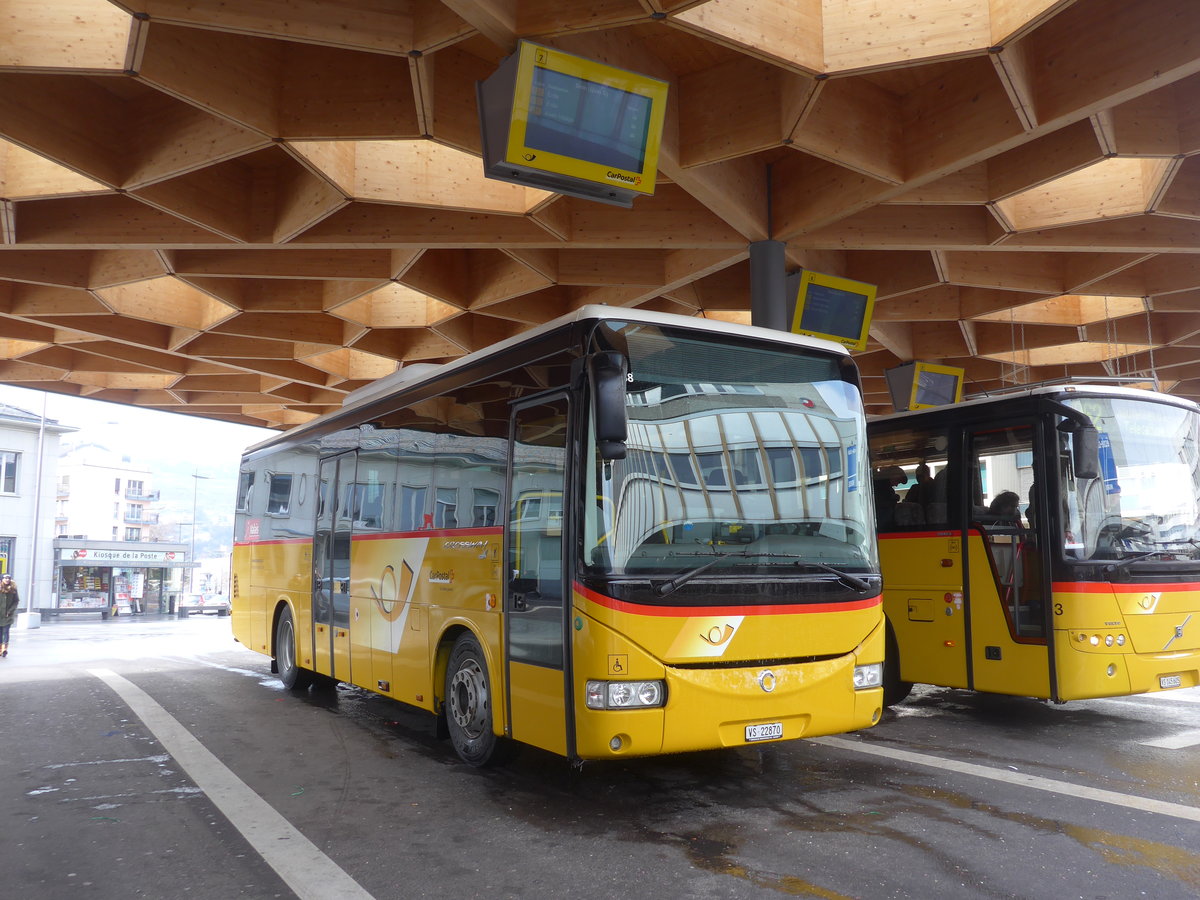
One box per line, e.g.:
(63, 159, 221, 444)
(2, 0, 1199, 427)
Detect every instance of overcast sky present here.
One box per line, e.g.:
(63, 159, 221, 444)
(0, 385, 274, 473)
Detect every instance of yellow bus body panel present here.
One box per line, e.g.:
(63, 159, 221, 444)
(570, 586, 883, 759)
(508, 661, 568, 756)
(235, 533, 885, 759)
(1052, 582, 1200, 700)
(964, 537, 1051, 698)
(879, 532, 969, 688)
(878, 531, 1200, 701)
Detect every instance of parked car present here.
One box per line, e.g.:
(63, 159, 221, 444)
(177, 592, 231, 617)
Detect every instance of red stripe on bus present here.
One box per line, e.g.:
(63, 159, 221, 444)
(1052, 581, 1200, 593)
(574, 581, 881, 617)
(878, 531, 957, 539)
(353, 527, 502, 541)
(232, 538, 309, 548)
(234, 527, 502, 548)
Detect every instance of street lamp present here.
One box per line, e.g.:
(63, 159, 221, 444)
(188, 472, 210, 593)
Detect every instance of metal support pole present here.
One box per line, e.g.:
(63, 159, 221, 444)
(188, 473, 209, 594)
(749, 240, 789, 331)
(16, 393, 49, 628)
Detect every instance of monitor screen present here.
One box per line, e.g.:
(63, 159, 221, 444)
(797, 283, 870, 343)
(525, 67, 654, 173)
(790, 271, 876, 351)
(913, 368, 961, 407)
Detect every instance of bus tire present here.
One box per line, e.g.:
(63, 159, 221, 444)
(445, 633, 508, 766)
(275, 605, 313, 691)
(883, 623, 912, 707)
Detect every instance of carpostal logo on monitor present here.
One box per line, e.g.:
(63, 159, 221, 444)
(606, 170, 641, 187)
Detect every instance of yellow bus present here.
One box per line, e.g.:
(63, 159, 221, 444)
(867, 382, 1200, 705)
(231, 306, 884, 765)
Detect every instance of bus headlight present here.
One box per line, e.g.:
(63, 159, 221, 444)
(586, 679, 665, 710)
(854, 663, 883, 690)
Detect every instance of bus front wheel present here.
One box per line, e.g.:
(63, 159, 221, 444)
(445, 633, 505, 766)
(275, 606, 313, 691)
(883, 624, 913, 707)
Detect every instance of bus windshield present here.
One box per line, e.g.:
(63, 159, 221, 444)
(1063, 395, 1200, 562)
(584, 324, 876, 578)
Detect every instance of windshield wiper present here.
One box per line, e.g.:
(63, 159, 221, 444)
(1104, 549, 1176, 572)
(793, 561, 875, 592)
(653, 552, 732, 596)
(652, 551, 876, 597)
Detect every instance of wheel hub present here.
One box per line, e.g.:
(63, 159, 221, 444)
(449, 659, 487, 736)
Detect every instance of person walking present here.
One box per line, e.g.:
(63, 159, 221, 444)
(0, 573, 19, 657)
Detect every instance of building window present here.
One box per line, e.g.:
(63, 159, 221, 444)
(266, 473, 293, 514)
(127, 504, 144, 522)
(125, 527, 141, 541)
(0, 451, 18, 493)
(472, 488, 499, 527)
(399, 485, 428, 531)
(128, 479, 144, 498)
(114, 477, 121, 494)
(435, 488, 458, 529)
(236, 471, 255, 512)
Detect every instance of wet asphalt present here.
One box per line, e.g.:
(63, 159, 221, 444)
(1, 614, 1197, 899)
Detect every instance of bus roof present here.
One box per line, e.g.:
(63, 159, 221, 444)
(871, 382, 1200, 426)
(243, 305, 850, 456)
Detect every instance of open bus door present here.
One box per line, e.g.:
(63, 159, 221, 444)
(314, 452, 355, 682)
(964, 422, 1053, 698)
(504, 394, 572, 757)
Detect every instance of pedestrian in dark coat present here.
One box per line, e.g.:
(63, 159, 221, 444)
(0, 573, 20, 657)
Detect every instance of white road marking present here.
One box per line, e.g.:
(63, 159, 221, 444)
(1118, 696, 1200, 710)
(812, 736, 1200, 824)
(88, 668, 374, 900)
(1139, 729, 1200, 750)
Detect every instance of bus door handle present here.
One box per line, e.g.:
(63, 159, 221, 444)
(511, 590, 541, 611)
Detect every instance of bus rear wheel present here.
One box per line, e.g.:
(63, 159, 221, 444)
(445, 633, 506, 766)
(275, 605, 313, 691)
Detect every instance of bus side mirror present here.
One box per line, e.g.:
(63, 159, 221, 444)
(588, 352, 628, 460)
(1072, 425, 1100, 480)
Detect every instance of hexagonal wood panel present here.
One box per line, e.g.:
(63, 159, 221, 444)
(2, 0, 1199, 427)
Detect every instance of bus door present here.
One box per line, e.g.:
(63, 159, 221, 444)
(964, 423, 1051, 697)
(313, 452, 356, 682)
(504, 394, 572, 757)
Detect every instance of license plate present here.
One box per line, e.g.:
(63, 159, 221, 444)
(1160, 674, 1183, 689)
(745, 722, 783, 743)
